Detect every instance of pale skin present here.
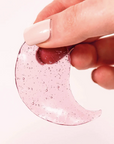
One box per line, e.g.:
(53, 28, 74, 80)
(34, 0, 114, 90)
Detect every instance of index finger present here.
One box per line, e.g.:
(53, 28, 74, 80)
(34, 0, 84, 23)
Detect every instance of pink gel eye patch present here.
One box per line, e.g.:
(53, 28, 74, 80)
(15, 42, 101, 126)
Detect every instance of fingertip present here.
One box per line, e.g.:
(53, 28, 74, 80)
(36, 47, 68, 64)
(70, 44, 97, 70)
(92, 65, 114, 90)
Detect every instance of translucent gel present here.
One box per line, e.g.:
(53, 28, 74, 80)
(15, 42, 101, 126)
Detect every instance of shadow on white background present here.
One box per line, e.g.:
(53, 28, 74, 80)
(0, 0, 114, 144)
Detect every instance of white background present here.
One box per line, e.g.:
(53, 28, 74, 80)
(0, 0, 114, 144)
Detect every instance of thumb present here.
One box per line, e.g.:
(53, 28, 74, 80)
(24, 0, 114, 48)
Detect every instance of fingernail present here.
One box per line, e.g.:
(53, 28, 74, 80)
(67, 45, 75, 54)
(24, 19, 51, 46)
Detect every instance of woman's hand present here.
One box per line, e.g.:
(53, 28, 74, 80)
(24, 0, 114, 89)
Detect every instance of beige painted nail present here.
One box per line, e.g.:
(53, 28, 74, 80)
(24, 19, 51, 46)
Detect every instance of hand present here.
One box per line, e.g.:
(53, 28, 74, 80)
(25, 0, 114, 89)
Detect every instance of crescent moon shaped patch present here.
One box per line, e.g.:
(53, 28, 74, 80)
(15, 42, 101, 126)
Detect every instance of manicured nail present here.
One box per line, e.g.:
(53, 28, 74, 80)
(24, 19, 51, 46)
